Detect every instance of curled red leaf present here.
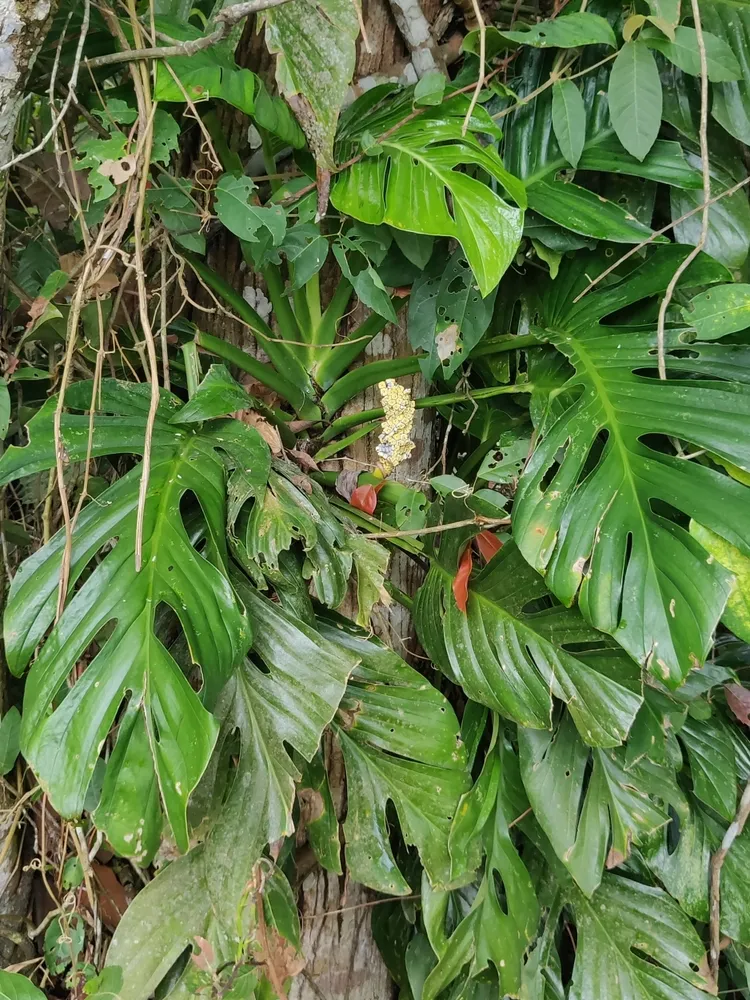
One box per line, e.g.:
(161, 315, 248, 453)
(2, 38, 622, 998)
(453, 544, 473, 614)
(350, 484, 378, 515)
(475, 530, 503, 562)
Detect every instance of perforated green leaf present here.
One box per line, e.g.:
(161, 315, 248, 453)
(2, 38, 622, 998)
(331, 88, 525, 296)
(0, 381, 270, 857)
(513, 246, 750, 686)
(415, 536, 643, 748)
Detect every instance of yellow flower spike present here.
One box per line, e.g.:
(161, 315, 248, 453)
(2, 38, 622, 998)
(376, 379, 416, 476)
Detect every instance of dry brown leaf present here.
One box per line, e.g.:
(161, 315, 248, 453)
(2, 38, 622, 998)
(256, 928, 306, 1000)
(289, 448, 319, 473)
(725, 684, 750, 726)
(335, 469, 359, 501)
(23, 152, 91, 229)
(88, 861, 132, 930)
(297, 787, 325, 825)
(99, 154, 137, 186)
(239, 412, 283, 455)
(436, 323, 460, 362)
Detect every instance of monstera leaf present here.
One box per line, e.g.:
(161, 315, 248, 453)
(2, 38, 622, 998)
(564, 871, 716, 1000)
(320, 618, 470, 895)
(513, 245, 750, 686)
(421, 735, 539, 1000)
(238, 460, 389, 624)
(0, 380, 270, 857)
(519, 712, 677, 896)
(331, 87, 525, 296)
(414, 530, 643, 748)
(105, 584, 357, 1000)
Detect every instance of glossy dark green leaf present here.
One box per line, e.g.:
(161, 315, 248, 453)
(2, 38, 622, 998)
(299, 749, 341, 874)
(551, 80, 586, 167)
(608, 41, 662, 161)
(0, 970, 47, 1000)
(332, 90, 524, 296)
(414, 539, 642, 748)
(566, 871, 715, 1000)
(0, 706, 21, 775)
(679, 714, 736, 822)
(577, 137, 702, 189)
(519, 713, 675, 896)
(323, 619, 469, 894)
(499, 12, 616, 49)
(105, 590, 356, 1000)
(0, 381, 270, 858)
(682, 283, 750, 339)
(512, 246, 750, 686)
(423, 741, 539, 1000)
(671, 150, 750, 269)
(527, 179, 667, 242)
(642, 25, 741, 82)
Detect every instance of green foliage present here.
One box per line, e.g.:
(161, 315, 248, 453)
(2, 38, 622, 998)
(8, 0, 750, 996)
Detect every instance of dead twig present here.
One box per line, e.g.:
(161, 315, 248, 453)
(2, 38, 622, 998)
(363, 515, 510, 540)
(85, 0, 292, 70)
(655, 0, 711, 380)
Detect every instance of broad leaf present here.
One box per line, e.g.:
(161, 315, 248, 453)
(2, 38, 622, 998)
(608, 41, 663, 161)
(526, 179, 666, 243)
(682, 283, 750, 339)
(151, 17, 304, 147)
(671, 151, 750, 269)
(331, 88, 525, 296)
(322, 618, 469, 894)
(512, 246, 750, 686)
(422, 738, 539, 1000)
(551, 80, 586, 168)
(642, 25, 741, 82)
(499, 12, 616, 49)
(0, 971, 46, 1000)
(679, 712, 737, 822)
(519, 713, 675, 896)
(263, 0, 359, 169)
(105, 588, 357, 1000)
(414, 534, 643, 748)
(566, 871, 715, 1000)
(0, 381, 270, 856)
(702, 0, 750, 143)
(237, 461, 389, 622)
(214, 174, 286, 247)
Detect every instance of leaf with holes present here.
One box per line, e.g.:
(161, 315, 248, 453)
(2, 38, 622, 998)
(331, 87, 525, 296)
(519, 712, 677, 896)
(105, 584, 356, 1000)
(414, 529, 643, 749)
(0, 380, 270, 858)
(512, 246, 750, 687)
(323, 617, 469, 894)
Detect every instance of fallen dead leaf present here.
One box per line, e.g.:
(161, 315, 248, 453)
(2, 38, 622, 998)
(235, 411, 282, 455)
(289, 448, 319, 474)
(99, 154, 137, 186)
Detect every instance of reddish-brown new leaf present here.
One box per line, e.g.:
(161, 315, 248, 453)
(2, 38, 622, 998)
(453, 544, 473, 613)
